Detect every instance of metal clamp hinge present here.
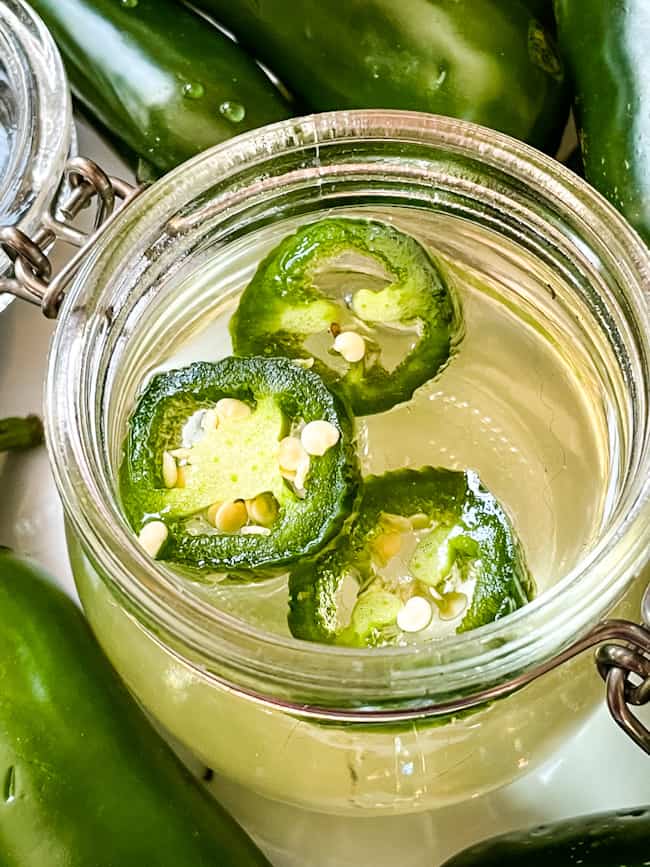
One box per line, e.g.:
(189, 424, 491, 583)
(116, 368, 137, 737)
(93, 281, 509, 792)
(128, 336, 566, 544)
(0, 157, 141, 318)
(596, 587, 650, 753)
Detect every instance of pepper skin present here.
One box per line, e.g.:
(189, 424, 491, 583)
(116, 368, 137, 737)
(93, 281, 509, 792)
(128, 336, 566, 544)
(555, 0, 650, 246)
(440, 805, 650, 867)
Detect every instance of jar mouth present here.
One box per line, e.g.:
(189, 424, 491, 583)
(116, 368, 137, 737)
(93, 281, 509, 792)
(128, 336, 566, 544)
(0, 0, 72, 309)
(46, 110, 650, 710)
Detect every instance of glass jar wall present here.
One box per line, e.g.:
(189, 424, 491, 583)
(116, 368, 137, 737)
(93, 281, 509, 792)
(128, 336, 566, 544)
(46, 111, 650, 813)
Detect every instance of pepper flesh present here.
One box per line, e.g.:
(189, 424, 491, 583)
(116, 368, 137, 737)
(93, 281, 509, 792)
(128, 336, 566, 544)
(231, 218, 460, 415)
(187, 0, 568, 154)
(288, 467, 534, 646)
(120, 356, 359, 573)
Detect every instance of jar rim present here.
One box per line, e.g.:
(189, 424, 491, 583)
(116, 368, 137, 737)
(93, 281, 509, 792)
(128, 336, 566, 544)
(45, 110, 650, 711)
(0, 0, 72, 310)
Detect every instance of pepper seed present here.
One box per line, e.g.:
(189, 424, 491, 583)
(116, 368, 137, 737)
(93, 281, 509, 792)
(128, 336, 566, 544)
(372, 531, 402, 565)
(246, 492, 279, 527)
(209, 499, 248, 533)
(162, 451, 178, 488)
(216, 398, 251, 421)
(138, 521, 168, 558)
(438, 591, 468, 621)
(278, 436, 307, 473)
(293, 453, 311, 492)
(333, 330, 366, 363)
(397, 596, 433, 633)
(300, 420, 340, 456)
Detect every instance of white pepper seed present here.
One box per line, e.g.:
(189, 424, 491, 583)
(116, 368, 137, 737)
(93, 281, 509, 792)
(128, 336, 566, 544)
(162, 451, 178, 488)
(278, 436, 307, 473)
(380, 512, 412, 533)
(372, 531, 402, 564)
(175, 464, 187, 488)
(333, 330, 366, 363)
(397, 596, 433, 633)
(138, 521, 168, 558)
(246, 492, 279, 527)
(300, 420, 340, 456)
(293, 357, 315, 369)
(293, 453, 311, 492)
(216, 398, 251, 421)
(206, 501, 223, 527)
(210, 499, 248, 533)
(409, 513, 431, 530)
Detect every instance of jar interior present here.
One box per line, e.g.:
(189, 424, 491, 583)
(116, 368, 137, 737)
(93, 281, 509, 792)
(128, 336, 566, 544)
(102, 202, 628, 641)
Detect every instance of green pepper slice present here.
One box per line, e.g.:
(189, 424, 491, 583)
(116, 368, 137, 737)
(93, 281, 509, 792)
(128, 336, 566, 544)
(120, 356, 359, 573)
(288, 467, 534, 646)
(230, 218, 460, 415)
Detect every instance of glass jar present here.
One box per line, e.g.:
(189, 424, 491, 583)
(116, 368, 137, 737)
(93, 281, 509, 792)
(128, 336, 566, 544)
(28, 110, 650, 813)
(0, 0, 73, 312)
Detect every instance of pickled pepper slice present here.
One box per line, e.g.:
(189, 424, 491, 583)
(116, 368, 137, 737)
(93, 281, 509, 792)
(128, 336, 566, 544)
(120, 356, 359, 572)
(288, 467, 534, 646)
(230, 218, 460, 415)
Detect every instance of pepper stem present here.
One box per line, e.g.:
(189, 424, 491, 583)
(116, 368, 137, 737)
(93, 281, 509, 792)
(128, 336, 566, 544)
(0, 416, 44, 452)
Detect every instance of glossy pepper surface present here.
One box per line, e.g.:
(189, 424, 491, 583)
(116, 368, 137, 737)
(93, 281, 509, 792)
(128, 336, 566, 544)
(28, 0, 292, 174)
(440, 805, 650, 867)
(187, 0, 568, 153)
(0, 549, 272, 867)
(555, 0, 650, 245)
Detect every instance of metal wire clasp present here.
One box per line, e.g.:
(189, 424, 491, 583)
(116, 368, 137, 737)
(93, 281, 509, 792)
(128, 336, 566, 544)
(596, 586, 650, 753)
(0, 157, 141, 318)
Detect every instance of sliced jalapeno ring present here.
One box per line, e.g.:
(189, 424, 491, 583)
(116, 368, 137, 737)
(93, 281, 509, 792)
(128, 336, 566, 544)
(120, 356, 360, 573)
(230, 217, 461, 415)
(288, 467, 534, 646)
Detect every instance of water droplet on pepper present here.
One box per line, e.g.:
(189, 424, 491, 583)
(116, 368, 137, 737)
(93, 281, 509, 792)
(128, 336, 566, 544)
(219, 100, 246, 123)
(183, 81, 205, 100)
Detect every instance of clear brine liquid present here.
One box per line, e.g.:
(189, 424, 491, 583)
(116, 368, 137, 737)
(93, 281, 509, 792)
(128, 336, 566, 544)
(141, 206, 614, 640)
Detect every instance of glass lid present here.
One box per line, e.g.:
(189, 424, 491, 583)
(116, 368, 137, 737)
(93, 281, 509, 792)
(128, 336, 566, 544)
(0, 0, 72, 312)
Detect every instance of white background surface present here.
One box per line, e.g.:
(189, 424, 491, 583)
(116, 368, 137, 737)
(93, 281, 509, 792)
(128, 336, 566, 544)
(0, 121, 648, 867)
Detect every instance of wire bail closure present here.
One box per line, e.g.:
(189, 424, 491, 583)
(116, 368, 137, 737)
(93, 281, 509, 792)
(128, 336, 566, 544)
(0, 156, 141, 318)
(596, 585, 650, 753)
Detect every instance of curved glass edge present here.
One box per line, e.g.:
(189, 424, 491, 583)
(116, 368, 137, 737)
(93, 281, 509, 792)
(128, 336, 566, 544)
(0, 0, 73, 303)
(45, 110, 650, 710)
